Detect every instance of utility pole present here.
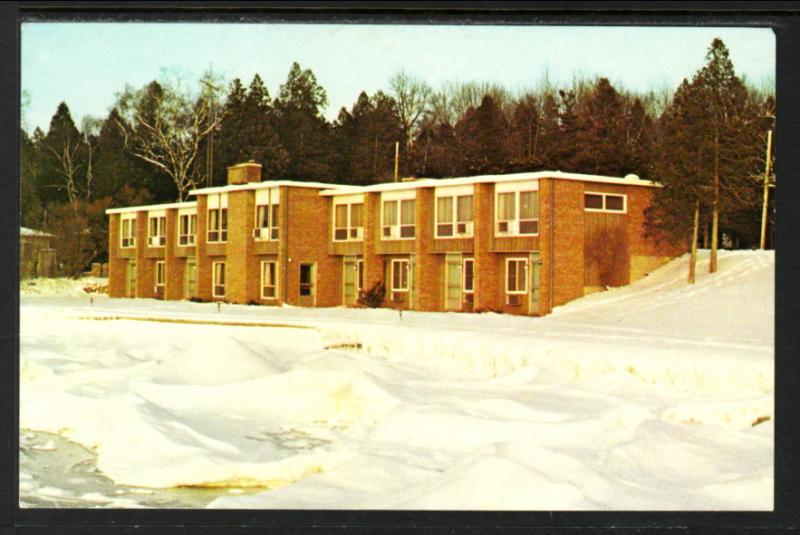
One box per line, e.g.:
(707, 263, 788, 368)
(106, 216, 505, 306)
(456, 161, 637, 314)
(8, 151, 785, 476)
(394, 141, 399, 183)
(760, 129, 773, 250)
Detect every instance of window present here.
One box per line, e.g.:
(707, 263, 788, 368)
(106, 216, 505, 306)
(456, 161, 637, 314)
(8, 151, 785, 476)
(155, 261, 166, 288)
(463, 258, 474, 294)
(506, 258, 528, 295)
(382, 198, 415, 239)
(120, 216, 136, 248)
(584, 192, 626, 213)
(436, 194, 474, 238)
(208, 208, 228, 243)
(496, 190, 539, 236)
(148, 215, 166, 247)
(357, 259, 364, 292)
(254, 189, 280, 241)
(261, 261, 278, 299)
(334, 202, 364, 241)
(178, 213, 197, 246)
(299, 264, 314, 297)
(212, 262, 226, 298)
(391, 259, 410, 292)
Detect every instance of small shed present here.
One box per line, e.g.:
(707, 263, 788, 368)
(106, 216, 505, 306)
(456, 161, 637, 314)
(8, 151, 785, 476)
(20, 227, 57, 279)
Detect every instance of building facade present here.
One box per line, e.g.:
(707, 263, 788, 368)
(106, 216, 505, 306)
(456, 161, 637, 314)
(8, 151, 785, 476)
(106, 162, 685, 316)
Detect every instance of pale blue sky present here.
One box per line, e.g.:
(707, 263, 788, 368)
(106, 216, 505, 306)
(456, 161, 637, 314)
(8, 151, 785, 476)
(21, 23, 775, 133)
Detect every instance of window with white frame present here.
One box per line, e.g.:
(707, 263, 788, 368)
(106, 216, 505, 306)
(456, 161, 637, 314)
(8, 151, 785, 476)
(382, 198, 415, 239)
(391, 259, 410, 292)
(506, 258, 528, 305)
(584, 192, 626, 213)
(208, 207, 228, 243)
(212, 262, 226, 298)
(463, 258, 474, 294)
(334, 201, 364, 241)
(155, 261, 166, 288)
(260, 260, 278, 299)
(436, 193, 474, 238)
(120, 216, 136, 248)
(147, 214, 166, 247)
(496, 188, 539, 236)
(178, 213, 197, 246)
(357, 259, 364, 293)
(254, 188, 280, 241)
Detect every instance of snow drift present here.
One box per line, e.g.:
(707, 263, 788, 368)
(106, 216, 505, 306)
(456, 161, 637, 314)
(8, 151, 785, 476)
(20, 250, 774, 509)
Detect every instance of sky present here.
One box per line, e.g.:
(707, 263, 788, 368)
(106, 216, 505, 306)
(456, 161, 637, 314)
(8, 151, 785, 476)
(21, 23, 775, 133)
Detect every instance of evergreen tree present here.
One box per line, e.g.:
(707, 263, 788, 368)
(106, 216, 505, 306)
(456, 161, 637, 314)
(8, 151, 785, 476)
(455, 95, 510, 175)
(213, 75, 288, 183)
(274, 62, 333, 180)
(20, 128, 44, 229)
(572, 78, 628, 175)
(332, 91, 404, 184)
(40, 102, 85, 206)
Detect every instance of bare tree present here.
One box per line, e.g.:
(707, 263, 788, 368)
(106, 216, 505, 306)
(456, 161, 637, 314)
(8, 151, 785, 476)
(389, 70, 432, 146)
(115, 69, 225, 201)
(80, 116, 102, 202)
(44, 130, 83, 207)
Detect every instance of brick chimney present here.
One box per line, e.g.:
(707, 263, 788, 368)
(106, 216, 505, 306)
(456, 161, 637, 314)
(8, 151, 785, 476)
(227, 160, 262, 185)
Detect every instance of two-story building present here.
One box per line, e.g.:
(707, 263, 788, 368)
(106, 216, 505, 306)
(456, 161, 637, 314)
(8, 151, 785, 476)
(106, 162, 684, 316)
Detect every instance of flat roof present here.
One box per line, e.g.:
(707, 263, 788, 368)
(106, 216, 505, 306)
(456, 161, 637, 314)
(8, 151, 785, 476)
(105, 201, 197, 215)
(319, 171, 658, 196)
(189, 180, 345, 196)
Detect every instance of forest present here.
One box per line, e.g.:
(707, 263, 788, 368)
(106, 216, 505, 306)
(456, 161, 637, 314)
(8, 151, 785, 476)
(20, 38, 775, 278)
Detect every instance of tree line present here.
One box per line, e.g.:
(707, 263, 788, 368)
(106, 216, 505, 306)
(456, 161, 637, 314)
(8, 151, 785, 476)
(20, 39, 774, 278)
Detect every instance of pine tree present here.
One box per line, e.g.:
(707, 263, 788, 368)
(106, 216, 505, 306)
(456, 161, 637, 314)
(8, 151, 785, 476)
(274, 62, 333, 180)
(455, 95, 510, 175)
(572, 78, 628, 176)
(40, 102, 85, 206)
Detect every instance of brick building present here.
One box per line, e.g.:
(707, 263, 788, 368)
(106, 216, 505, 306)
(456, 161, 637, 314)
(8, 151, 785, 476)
(106, 162, 684, 315)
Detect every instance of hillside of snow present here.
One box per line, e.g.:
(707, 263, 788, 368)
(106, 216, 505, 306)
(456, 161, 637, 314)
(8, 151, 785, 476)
(19, 250, 774, 509)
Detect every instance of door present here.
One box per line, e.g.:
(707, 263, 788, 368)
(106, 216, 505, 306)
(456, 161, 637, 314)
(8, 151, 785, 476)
(529, 252, 541, 315)
(445, 253, 462, 310)
(126, 259, 137, 298)
(342, 256, 357, 306)
(185, 258, 197, 299)
(299, 262, 316, 307)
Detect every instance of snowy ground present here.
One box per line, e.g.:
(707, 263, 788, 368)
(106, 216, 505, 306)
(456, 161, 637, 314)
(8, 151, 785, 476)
(19, 250, 774, 510)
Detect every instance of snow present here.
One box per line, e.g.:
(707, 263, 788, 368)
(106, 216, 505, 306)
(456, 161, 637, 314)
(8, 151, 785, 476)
(20, 226, 53, 237)
(19, 250, 774, 509)
(21, 277, 108, 298)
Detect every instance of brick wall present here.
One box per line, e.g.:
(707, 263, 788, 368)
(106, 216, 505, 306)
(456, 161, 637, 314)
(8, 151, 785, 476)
(362, 192, 384, 297)
(195, 195, 213, 301)
(107, 214, 126, 297)
(164, 209, 185, 300)
(414, 188, 441, 311)
(285, 187, 341, 307)
(226, 190, 255, 303)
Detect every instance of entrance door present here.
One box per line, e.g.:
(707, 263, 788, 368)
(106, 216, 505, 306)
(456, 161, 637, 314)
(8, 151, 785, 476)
(299, 262, 316, 307)
(342, 256, 357, 306)
(185, 258, 197, 299)
(126, 259, 137, 298)
(445, 253, 462, 310)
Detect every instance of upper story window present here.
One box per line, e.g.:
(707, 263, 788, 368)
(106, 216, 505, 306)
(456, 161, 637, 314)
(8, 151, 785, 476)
(147, 213, 166, 247)
(120, 215, 136, 249)
(382, 193, 416, 240)
(207, 193, 228, 243)
(334, 200, 364, 242)
(584, 192, 626, 213)
(178, 211, 197, 246)
(496, 184, 539, 237)
(436, 190, 474, 238)
(254, 188, 279, 241)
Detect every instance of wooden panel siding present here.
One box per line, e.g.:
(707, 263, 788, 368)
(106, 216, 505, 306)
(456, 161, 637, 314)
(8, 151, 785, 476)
(329, 241, 363, 256)
(144, 247, 166, 259)
(431, 237, 474, 254)
(375, 239, 416, 255)
(253, 239, 279, 255)
(174, 245, 196, 258)
(583, 211, 630, 288)
(206, 242, 227, 257)
(489, 235, 539, 253)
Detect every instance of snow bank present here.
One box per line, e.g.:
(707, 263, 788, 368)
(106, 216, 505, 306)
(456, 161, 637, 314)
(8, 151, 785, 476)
(20, 250, 774, 509)
(21, 277, 109, 297)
